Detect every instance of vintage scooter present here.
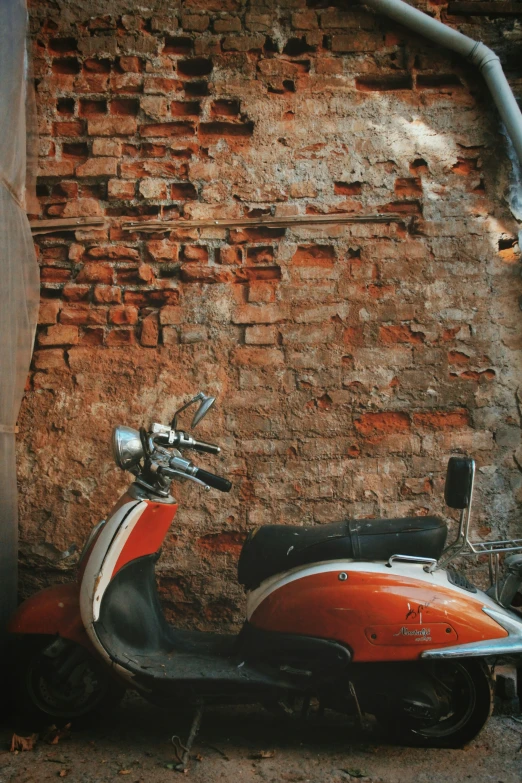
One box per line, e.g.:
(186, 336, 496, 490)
(8, 392, 522, 751)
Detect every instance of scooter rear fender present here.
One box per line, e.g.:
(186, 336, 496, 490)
(8, 582, 94, 652)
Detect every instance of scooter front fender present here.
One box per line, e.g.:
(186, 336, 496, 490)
(8, 582, 93, 652)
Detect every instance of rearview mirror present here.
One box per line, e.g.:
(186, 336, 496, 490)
(445, 457, 475, 509)
(171, 391, 216, 430)
(191, 393, 215, 428)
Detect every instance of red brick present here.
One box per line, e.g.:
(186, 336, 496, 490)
(76, 263, 114, 284)
(60, 305, 107, 325)
(106, 329, 136, 346)
(354, 412, 411, 437)
(38, 160, 75, 177)
(232, 304, 285, 324)
(218, 245, 242, 265)
(76, 157, 118, 177)
(245, 325, 278, 345)
(291, 245, 335, 268)
(38, 299, 61, 325)
(53, 120, 85, 136)
(86, 245, 139, 262)
(139, 122, 195, 137)
(38, 324, 80, 347)
(63, 284, 91, 302)
(182, 245, 208, 262)
(87, 116, 138, 136)
(108, 179, 136, 199)
(94, 285, 122, 304)
(119, 56, 143, 72)
(33, 349, 66, 371)
(109, 305, 139, 325)
(141, 313, 159, 347)
(412, 409, 470, 430)
(147, 240, 178, 262)
(379, 324, 425, 345)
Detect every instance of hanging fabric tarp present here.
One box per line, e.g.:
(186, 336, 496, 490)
(0, 0, 40, 639)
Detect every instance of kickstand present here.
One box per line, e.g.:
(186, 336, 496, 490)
(171, 704, 204, 773)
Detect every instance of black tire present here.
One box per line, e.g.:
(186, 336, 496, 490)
(375, 659, 493, 749)
(9, 635, 125, 732)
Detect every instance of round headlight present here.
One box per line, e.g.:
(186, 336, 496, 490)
(112, 426, 144, 471)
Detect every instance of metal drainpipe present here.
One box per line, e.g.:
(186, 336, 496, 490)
(362, 0, 522, 166)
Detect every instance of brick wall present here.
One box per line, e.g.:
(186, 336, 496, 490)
(20, 0, 522, 629)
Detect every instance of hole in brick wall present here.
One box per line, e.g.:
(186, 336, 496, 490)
(211, 99, 240, 117)
(264, 37, 279, 53)
(49, 37, 78, 54)
(334, 181, 362, 196)
(110, 98, 139, 115)
(170, 147, 196, 159)
(62, 142, 88, 159)
(52, 58, 80, 74)
(355, 74, 412, 91)
(56, 97, 75, 115)
(199, 121, 254, 138)
(52, 182, 78, 198)
(177, 57, 213, 77)
(83, 58, 112, 73)
(283, 79, 296, 92)
(499, 238, 518, 250)
(171, 101, 201, 116)
(36, 184, 50, 197)
(451, 157, 479, 175)
(231, 227, 286, 243)
(245, 207, 271, 218)
(394, 177, 422, 197)
(410, 158, 429, 174)
(80, 182, 107, 199)
(283, 37, 316, 56)
(246, 246, 275, 263)
(164, 36, 193, 55)
(416, 74, 462, 89)
(106, 205, 160, 217)
(171, 183, 198, 200)
(79, 98, 107, 116)
(348, 247, 361, 258)
(141, 143, 166, 157)
(140, 122, 195, 137)
(184, 80, 209, 96)
(380, 200, 422, 215)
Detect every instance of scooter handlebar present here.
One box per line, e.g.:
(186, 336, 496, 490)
(190, 440, 221, 455)
(194, 468, 232, 493)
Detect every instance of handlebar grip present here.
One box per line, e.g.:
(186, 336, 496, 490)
(192, 440, 220, 455)
(194, 468, 232, 493)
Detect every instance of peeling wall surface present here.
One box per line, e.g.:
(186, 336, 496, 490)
(21, 0, 522, 629)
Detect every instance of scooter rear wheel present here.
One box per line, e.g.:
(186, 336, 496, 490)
(375, 659, 493, 748)
(9, 635, 125, 731)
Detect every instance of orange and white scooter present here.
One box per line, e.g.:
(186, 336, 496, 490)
(8, 392, 522, 749)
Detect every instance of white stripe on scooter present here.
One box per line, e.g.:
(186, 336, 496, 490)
(79, 500, 146, 625)
(245, 559, 507, 621)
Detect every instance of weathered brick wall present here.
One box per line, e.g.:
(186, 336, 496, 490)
(20, 0, 522, 628)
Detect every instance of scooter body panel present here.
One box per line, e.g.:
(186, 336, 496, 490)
(7, 582, 93, 651)
(247, 561, 508, 662)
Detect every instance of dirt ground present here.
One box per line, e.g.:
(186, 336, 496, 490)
(1, 694, 521, 783)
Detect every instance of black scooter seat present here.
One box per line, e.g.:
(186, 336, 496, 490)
(237, 516, 447, 591)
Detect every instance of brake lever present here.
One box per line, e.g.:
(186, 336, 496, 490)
(158, 466, 211, 491)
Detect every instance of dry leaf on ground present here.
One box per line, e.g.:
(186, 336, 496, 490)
(250, 750, 276, 759)
(10, 733, 38, 752)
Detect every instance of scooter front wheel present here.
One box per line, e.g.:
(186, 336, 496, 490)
(9, 635, 125, 731)
(375, 659, 493, 748)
